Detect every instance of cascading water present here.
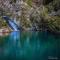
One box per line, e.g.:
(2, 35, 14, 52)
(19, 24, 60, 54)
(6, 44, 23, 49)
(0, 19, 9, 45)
(3, 16, 20, 31)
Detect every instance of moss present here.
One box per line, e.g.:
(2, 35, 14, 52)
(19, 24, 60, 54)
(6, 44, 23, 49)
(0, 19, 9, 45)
(0, 16, 8, 28)
(45, 16, 60, 32)
(26, 0, 32, 6)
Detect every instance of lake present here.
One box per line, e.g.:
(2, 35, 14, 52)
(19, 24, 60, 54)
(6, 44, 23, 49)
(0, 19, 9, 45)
(0, 31, 60, 60)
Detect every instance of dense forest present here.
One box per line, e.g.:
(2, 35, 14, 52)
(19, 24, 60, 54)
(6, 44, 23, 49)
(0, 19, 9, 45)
(0, 0, 60, 34)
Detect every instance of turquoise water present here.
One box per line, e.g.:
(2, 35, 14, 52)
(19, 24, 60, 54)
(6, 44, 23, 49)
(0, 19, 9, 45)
(0, 31, 60, 60)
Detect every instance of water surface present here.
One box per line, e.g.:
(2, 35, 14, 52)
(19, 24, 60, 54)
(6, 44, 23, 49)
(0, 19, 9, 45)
(0, 31, 60, 60)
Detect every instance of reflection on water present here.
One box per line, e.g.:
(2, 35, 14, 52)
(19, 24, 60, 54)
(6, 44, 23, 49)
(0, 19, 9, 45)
(0, 31, 60, 60)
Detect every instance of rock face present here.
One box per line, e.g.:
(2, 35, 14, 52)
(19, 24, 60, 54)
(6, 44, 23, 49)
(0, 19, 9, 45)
(0, 0, 60, 34)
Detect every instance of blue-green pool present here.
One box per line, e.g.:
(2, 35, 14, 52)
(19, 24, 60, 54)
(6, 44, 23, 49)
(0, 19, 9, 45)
(0, 31, 60, 60)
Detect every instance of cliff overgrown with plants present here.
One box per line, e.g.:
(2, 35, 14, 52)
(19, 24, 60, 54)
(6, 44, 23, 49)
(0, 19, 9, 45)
(0, 0, 60, 34)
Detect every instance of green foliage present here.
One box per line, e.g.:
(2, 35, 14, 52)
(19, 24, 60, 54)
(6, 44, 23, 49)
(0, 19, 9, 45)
(0, 16, 7, 28)
(26, 0, 32, 6)
(0, 0, 60, 33)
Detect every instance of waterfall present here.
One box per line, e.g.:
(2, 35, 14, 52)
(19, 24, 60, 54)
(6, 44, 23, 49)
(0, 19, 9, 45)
(3, 16, 20, 31)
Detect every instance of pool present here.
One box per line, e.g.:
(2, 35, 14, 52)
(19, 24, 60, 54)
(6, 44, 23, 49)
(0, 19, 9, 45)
(0, 31, 60, 60)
